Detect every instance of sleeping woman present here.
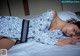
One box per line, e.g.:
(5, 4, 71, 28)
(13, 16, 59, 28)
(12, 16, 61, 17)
(0, 10, 80, 49)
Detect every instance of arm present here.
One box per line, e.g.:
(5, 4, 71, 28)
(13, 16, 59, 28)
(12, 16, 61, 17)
(72, 36, 80, 42)
(0, 37, 15, 49)
(55, 36, 80, 46)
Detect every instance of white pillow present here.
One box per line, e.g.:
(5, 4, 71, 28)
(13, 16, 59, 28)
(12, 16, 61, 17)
(57, 11, 80, 21)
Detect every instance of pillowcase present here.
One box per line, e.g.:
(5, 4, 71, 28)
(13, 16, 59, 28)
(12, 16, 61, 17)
(57, 11, 80, 21)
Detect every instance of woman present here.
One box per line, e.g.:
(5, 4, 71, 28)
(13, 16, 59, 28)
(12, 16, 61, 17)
(28, 10, 80, 46)
(0, 10, 80, 49)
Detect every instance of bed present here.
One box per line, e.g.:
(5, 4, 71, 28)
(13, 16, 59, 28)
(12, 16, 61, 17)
(7, 12, 80, 56)
(8, 41, 80, 56)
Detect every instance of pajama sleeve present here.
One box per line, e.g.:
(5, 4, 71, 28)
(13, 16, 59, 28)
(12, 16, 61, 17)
(33, 30, 66, 45)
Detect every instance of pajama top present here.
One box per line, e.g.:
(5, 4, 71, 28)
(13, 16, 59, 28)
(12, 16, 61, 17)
(0, 10, 66, 45)
(28, 10, 66, 45)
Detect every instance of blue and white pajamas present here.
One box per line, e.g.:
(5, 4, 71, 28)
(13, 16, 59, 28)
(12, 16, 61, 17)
(0, 16, 23, 41)
(28, 10, 65, 45)
(0, 10, 66, 45)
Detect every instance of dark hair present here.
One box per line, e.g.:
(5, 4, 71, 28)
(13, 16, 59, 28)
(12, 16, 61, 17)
(67, 18, 80, 29)
(74, 21, 80, 29)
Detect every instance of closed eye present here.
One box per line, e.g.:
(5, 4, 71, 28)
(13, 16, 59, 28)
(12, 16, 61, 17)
(75, 30, 80, 36)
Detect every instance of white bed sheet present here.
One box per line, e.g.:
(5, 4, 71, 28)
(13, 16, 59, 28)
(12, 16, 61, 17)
(8, 41, 80, 56)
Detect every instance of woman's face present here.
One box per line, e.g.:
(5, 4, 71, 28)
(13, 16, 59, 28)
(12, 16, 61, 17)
(61, 23, 80, 37)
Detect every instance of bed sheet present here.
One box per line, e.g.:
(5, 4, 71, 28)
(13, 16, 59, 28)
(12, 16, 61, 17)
(8, 41, 80, 56)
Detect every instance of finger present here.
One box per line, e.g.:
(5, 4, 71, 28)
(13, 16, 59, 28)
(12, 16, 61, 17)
(70, 42, 76, 45)
(77, 39, 80, 42)
(72, 36, 80, 40)
(76, 36, 80, 39)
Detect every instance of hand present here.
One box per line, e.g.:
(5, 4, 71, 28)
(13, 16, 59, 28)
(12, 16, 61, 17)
(55, 37, 80, 46)
(72, 36, 80, 42)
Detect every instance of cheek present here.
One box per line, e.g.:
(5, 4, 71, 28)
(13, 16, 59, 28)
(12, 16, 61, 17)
(61, 27, 70, 36)
(61, 26, 67, 33)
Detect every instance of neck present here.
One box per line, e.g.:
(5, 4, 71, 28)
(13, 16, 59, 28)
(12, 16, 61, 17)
(56, 18, 67, 29)
(49, 17, 67, 31)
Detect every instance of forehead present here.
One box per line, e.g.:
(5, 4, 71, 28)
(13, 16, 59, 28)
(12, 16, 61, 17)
(66, 23, 79, 29)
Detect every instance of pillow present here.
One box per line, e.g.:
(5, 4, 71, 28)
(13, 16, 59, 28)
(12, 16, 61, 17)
(57, 11, 80, 21)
